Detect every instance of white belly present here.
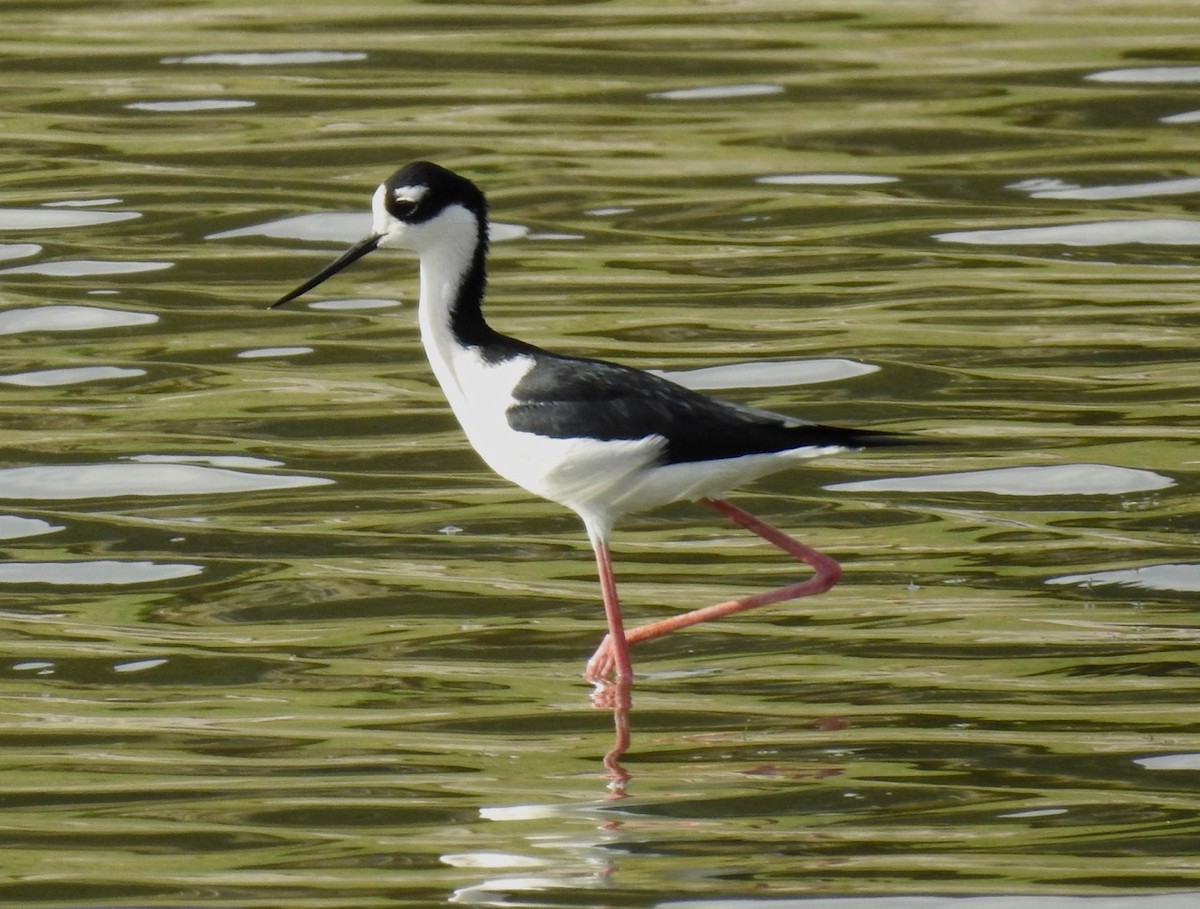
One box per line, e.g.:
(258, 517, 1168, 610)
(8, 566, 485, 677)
(426, 345, 837, 535)
(436, 351, 661, 516)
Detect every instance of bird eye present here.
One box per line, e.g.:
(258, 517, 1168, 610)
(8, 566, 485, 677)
(391, 197, 418, 218)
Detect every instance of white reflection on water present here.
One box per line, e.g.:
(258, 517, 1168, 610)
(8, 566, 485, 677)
(935, 219, 1200, 246)
(442, 852, 546, 869)
(1010, 176, 1200, 201)
(1136, 754, 1200, 770)
(162, 51, 367, 66)
(659, 358, 878, 390)
(0, 305, 158, 335)
(827, 464, 1174, 496)
(128, 453, 285, 469)
(0, 208, 139, 230)
(0, 561, 202, 585)
(0, 243, 40, 261)
(757, 173, 900, 186)
(112, 657, 170, 673)
(1086, 66, 1200, 83)
(1161, 109, 1200, 124)
(0, 462, 333, 500)
(43, 198, 123, 208)
(307, 298, 399, 311)
(660, 893, 1200, 909)
(237, 346, 315, 359)
(126, 99, 256, 112)
(211, 212, 370, 244)
(650, 83, 784, 100)
(451, 802, 623, 906)
(0, 366, 146, 386)
(0, 515, 62, 540)
(0, 259, 172, 277)
(12, 661, 53, 673)
(1047, 562, 1200, 593)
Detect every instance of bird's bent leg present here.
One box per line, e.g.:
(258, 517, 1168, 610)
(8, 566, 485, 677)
(585, 539, 633, 682)
(611, 497, 842, 653)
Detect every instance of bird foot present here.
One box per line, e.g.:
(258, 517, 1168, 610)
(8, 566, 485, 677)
(584, 634, 619, 682)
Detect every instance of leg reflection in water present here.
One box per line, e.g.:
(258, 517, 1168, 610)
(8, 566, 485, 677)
(592, 677, 632, 793)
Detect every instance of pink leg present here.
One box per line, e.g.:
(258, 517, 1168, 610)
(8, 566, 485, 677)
(585, 497, 841, 679)
(585, 538, 634, 681)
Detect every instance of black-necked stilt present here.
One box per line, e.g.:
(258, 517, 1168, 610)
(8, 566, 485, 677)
(273, 161, 902, 682)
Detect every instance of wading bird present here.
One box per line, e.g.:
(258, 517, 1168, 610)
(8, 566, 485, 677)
(272, 161, 901, 682)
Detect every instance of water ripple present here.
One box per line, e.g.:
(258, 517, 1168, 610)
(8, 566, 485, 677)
(126, 99, 257, 112)
(650, 83, 785, 100)
(935, 219, 1200, 246)
(0, 366, 146, 386)
(0, 560, 202, 585)
(1048, 563, 1200, 593)
(0, 462, 333, 500)
(162, 51, 367, 66)
(0, 515, 62, 540)
(0, 209, 139, 230)
(0, 259, 172, 277)
(659, 358, 878, 390)
(0, 305, 157, 334)
(828, 464, 1174, 496)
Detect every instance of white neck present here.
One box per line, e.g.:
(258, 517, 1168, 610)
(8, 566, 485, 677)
(413, 207, 488, 413)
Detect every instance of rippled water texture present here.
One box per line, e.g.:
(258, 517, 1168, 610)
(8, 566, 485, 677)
(2, 3, 1200, 907)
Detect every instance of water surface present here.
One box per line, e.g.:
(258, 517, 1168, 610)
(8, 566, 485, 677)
(2, 2, 1199, 907)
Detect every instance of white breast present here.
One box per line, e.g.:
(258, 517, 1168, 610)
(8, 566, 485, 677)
(431, 347, 664, 527)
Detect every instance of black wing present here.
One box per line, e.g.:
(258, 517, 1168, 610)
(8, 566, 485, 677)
(506, 352, 895, 465)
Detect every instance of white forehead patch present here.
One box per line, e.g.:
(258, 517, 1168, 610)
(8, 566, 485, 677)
(371, 182, 428, 219)
(391, 183, 427, 206)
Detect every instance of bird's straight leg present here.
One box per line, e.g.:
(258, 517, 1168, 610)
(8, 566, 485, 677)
(584, 497, 842, 679)
(586, 538, 634, 681)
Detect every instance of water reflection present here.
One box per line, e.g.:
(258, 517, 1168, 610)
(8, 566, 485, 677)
(0, 365, 146, 386)
(0, 304, 157, 334)
(0, 460, 332, 499)
(126, 99, 256, 112)
(1013, 175, 1200, 201)
(756, 173, 899, 186)
(591, 677, 632, 789)
(1160, 108, 1200, 124)
(307, 297, 399, 311)
(0, 208, 138, 230)
(0, 243, 40, 261)
(1048, 562, 1200, 593)
(113, 657, 170, 673)
(236, 345, 315, 359)
(660, 358, 878, 390)
(460, 765, 632, 905)
(827, 463, 1174, 496)
(0, 516, 62, 539)
(1087, 66, 1200, 83)
(161, 50, 368, 66)
(649, 83, 785, 100)
(0, 258, 172, 276)
(0, 560, 202, 585)
(211, 212, 371, 244)
(935, 219, 1200, 246)
(657, 896, 1200, 909)
(1136, 754, 1200, 770)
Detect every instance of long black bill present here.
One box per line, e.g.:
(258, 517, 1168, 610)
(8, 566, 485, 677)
(270, 233, 382, 309)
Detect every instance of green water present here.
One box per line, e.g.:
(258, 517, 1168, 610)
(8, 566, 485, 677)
(2, 2, 1199, 907)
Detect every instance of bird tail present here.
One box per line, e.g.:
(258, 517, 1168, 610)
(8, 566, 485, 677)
(808, 424, 925, 451)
